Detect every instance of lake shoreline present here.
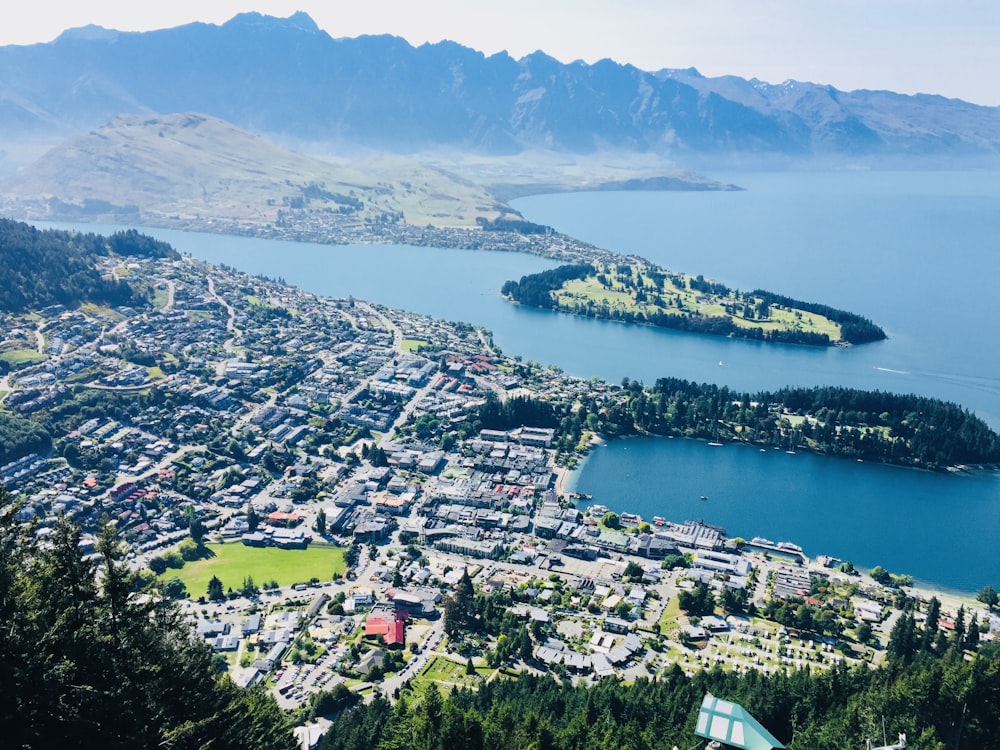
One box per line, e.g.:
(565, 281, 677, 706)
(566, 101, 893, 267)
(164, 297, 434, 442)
(561, 432, 1000, 594)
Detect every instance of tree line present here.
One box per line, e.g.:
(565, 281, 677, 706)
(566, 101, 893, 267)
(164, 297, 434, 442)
(0, 219, 176, 313)
(466, 375, 999, 469)
(321, 640, 1000, 750)
(477, 216, 556, 235)
(0, 492, 297, 749)
(500, 264, 596, 309)
(592, 378, 1000, 468)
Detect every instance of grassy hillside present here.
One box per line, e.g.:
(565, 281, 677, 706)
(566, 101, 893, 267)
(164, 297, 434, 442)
(0, 113, 509, 229)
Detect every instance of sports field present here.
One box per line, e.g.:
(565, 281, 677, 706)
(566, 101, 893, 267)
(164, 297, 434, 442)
(158, 541, 346, 596)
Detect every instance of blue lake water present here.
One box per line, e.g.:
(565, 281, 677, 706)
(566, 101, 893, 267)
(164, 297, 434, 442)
(513, 171, 1000, 430)
(564, 436, 999, 595)
(38, 170, 1000, 591)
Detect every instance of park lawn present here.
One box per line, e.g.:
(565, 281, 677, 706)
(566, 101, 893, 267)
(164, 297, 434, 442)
(409, 655, 491, 695)
(401, 338, 429, 353)
(158, 542, 346, 597)
(658, 595, 682, 633)
(0, 348, 46, 367)
(152, 288, 170, 309)
(554, 263, 845, 342)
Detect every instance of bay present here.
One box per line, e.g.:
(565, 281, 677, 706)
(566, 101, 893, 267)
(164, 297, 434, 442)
(565, 436, 1000, 595)
(36, 170, 1000, 592)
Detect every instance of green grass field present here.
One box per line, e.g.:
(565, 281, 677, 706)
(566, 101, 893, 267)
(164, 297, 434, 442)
(158, 542, 346, 596)
(409, 655, 493, 694)
(401, 338, 429, 353)
(554, 262, 843, 342)
(0, 348, 46, 367)
(657, 595, 682, 633)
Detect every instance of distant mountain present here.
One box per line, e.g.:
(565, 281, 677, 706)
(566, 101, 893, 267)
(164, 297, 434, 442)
(0, 112, 508, 228)
(0, 12, 998, 161)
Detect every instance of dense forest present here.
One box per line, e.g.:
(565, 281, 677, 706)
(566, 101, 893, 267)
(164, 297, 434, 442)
(475, 394, 561, 432)
(321, 643, 1000, 750)
(501, 264, 886, 346)
(0, 219, 177, 313)
(500, 264, 596, 309)
(0, 412, 52, 466)
(477, 216, 556, 235)
(598, 378, 1000, 468)
(0, 493, 297, 749)
(752, 289, 887, 345)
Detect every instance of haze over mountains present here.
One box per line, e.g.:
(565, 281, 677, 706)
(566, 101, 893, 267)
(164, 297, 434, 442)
(0, 112, 510, 228)
(1, 10, 998, 166)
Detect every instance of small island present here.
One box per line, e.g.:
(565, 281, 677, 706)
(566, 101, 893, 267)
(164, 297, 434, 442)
(502, 262, 887, 346)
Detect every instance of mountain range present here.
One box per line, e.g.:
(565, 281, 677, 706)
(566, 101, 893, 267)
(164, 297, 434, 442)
(1, 11, 998, 163)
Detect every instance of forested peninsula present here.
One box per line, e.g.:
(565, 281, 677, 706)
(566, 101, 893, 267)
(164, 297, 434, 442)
(501, 262, 886, 346)
(475, 379, 1000, 469)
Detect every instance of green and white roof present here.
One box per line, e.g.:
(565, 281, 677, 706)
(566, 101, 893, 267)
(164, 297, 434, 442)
(694, 694, 785, 750)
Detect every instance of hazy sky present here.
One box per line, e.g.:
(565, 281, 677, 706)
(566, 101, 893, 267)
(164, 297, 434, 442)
(2, 0, 998, 106)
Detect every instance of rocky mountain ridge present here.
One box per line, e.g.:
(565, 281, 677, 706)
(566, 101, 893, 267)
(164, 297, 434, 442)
(1, 12, 997, 161)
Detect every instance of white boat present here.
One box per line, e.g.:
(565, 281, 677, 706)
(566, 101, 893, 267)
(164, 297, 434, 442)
(777, 541, 803, 554)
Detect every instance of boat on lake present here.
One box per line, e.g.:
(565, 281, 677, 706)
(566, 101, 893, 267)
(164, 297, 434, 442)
(777, 541, 804, 554)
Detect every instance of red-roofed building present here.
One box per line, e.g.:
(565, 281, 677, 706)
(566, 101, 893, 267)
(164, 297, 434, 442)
(267, 511, 301, 527)
(364, 613, 406, 647)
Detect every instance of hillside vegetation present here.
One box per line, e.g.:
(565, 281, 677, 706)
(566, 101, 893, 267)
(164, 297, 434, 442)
(320, 650, 1000, 750)
(0, 113, 510, 230)
(0, 498, 297, 749)
(0, 220, 174, 313)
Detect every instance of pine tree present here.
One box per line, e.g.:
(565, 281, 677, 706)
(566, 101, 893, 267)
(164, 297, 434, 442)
(207, 574, 225, 601)
(951, 605, 966, 653)
(887, 612, 916, 664)
(965, 614, 980, 651)
(0, 499, 297, 749)
(922, 596, 941, 652)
